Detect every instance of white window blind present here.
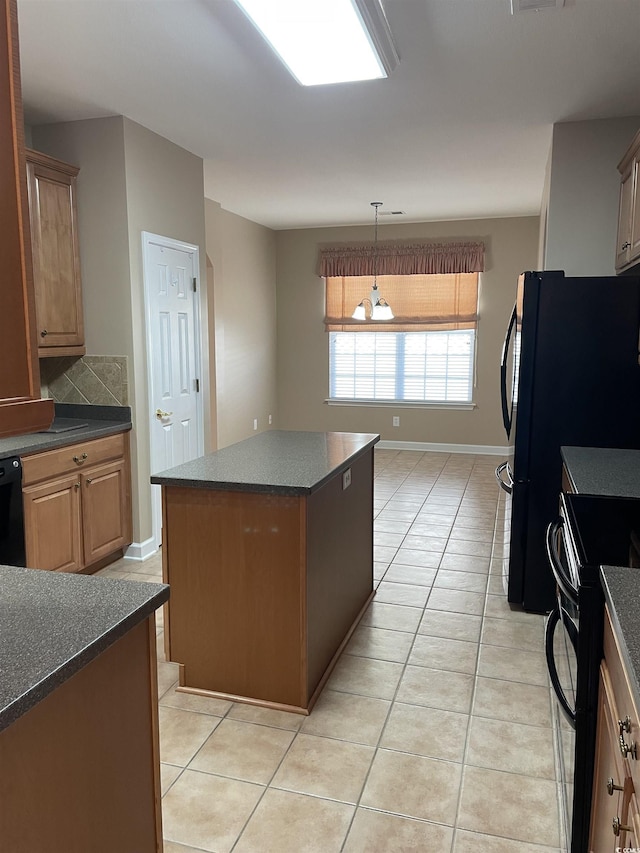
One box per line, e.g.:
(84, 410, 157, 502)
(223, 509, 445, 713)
(329, 329, 475, 403)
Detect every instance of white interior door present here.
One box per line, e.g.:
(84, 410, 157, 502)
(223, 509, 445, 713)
(143, 232, 203, 551)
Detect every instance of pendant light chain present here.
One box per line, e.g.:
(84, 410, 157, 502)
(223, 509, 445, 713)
(372, 201, 382, 292)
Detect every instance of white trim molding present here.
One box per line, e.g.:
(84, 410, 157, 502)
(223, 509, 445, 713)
(124, 537, 158, 562)
(377, 439, 511, 456)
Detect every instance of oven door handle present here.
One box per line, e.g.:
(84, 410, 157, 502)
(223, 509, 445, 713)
(545, 605, 578, 729)
(546, 518, 579, 604)
(495, 461, 514, 495)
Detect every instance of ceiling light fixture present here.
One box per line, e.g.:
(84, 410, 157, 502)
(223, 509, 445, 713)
(233, 0, 399, 86)
(352, 202, 394, 322)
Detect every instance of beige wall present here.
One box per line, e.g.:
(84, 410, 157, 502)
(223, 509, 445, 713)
(122, 118, 207, 544)
(32, 117, 208, 548)
(544, 117, 640, 276)
(276, 216, 539, 449)
(204, 198, 278, 449)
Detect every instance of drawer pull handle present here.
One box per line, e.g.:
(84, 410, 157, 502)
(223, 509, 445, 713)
(619, 734, 637, 759)
(619, 716, 632, 735)
(613, 816, 633, 836)
(607, 777, 624, 795)
(73, 453, 88, 465)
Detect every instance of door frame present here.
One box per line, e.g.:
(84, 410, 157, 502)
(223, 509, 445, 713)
(142, 231, 205, 552)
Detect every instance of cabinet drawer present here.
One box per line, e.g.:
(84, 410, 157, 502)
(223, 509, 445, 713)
(604, 607, 640, 789)
(22, 433, 127, 486)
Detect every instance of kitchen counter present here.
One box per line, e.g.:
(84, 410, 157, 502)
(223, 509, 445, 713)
(0, 565, 168, 732)
(0, 403, 131, 458)
(561, 446, 640, 498)
(0, 565, 168, 851)
(601, 565, 640, 713)
(151, 429, 380, 495)
(159, 429, 378, 713)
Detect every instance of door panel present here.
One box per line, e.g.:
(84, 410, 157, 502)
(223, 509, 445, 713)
(81, 460, 129, 564)
(144, 235, 203, 548)
(23, 473, 82, 572)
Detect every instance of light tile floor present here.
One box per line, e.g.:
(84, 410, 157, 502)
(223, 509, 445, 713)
(100, 449, 564, 853)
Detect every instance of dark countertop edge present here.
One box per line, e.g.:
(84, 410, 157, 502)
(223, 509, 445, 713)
(561, 445, 640, 498)
(600, 566, 640, 714)
(1, 419, 132, 459)
(0, 583, 169, 734)
(150, 434, 380, 495)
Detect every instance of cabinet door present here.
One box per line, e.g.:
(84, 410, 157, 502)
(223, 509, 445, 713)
(23, 473, 83, 572)
(81, 459, 130, 565)
(0, 0, 53, 436)
(590, 665, 625, 853)
(26, 150, 84, 355)
(616, 162, 635, 271)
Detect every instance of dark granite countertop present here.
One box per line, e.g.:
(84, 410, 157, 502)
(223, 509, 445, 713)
(561, 446, 640, 498)
(601, 566, 640, 713)
(151, 430, 380, 495)
(0, 565, 168, 733)
(0, 403, 131, 459)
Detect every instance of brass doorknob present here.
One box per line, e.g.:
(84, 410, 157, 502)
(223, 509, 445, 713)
(155, 409, 173, 419)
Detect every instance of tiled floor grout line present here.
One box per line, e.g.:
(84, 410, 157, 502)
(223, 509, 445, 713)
(338, 453, 449, 850)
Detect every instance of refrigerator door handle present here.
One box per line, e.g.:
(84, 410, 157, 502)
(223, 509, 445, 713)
(545, 605, 577, 729)
(495, 460, 514, 494)
(545, 518, 579, 605)
(500, 305, 517, 437)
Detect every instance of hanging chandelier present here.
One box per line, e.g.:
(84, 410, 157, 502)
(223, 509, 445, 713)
(352, 202, 394, 321)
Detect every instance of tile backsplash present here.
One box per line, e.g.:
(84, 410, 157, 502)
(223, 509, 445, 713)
(40, 355, 129, 406)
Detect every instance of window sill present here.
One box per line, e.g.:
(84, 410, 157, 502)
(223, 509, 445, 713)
(325, 399, 476, 411)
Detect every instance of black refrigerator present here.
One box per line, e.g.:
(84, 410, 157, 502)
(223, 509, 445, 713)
(499, 270, 640, 613)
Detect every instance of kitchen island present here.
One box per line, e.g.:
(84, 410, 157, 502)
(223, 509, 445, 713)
(151, 430, 379, 714)
(0, 566, 168, 852)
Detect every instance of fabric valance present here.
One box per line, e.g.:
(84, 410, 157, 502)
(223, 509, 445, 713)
(318, 241, 485, 278)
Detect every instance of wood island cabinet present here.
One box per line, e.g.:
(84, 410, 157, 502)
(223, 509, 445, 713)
(26, 148, 85, 356)
(590, 607, 640, 851)
(22, 432, 132, 573)
(616, 129, 640, 273)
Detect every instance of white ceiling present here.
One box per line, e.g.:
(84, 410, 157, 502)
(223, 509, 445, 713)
(16, 0, 640, 230)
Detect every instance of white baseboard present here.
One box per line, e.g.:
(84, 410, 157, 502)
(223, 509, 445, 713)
(377, 439, 511, 456)
(124, 537, 158, 562)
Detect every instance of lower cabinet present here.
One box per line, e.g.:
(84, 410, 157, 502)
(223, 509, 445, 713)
(590, 607, 640, 851)
(22, 432, 132, 572)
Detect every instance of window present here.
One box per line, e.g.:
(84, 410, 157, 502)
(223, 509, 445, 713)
(322, 267, 481, 405)
(329, 329, 475, 403)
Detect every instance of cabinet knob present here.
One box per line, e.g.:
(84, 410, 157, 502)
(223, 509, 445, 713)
(622, 241, 631, 250)
(74, 482, 80, 490)
(613, 816, 633, 836)
(73, 453, 88, 465)
(607, 777, 624, 795)
(86, 478, 93, 485)
(619, 734, 637, 759)
(40, 329, 48, 337)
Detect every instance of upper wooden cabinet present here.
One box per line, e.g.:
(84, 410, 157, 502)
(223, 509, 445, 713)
(26, 148, 85, 357)
(616, 129, 640, 273)
(0, 0, 53, 436)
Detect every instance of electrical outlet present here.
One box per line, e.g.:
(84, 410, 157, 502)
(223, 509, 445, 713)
(342, 468, 352, 490)
(253, 418, 258, 430)
(268, 414, 272, 425)
(392, 416, 400, 427)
